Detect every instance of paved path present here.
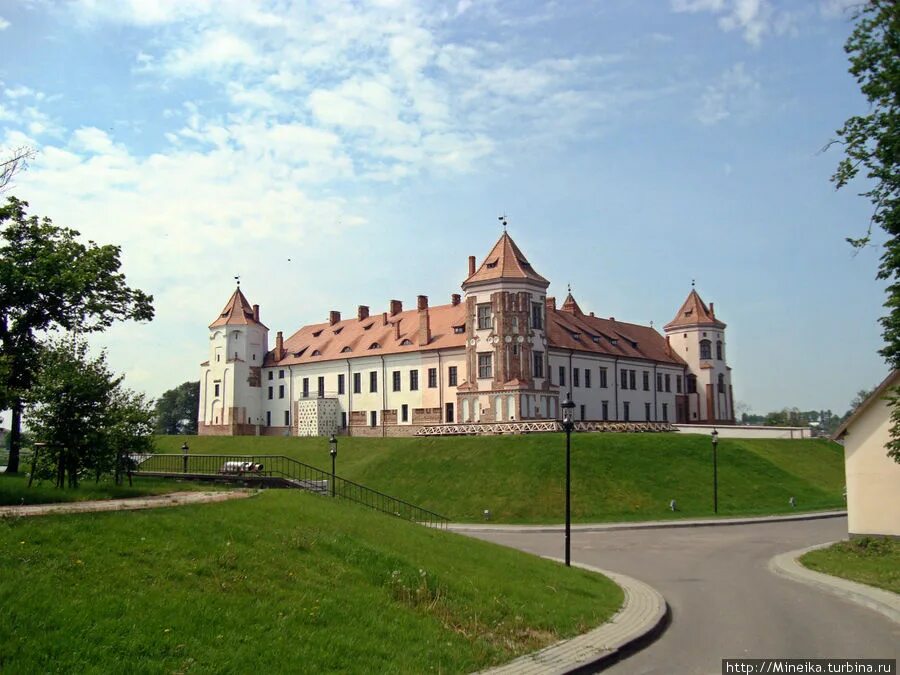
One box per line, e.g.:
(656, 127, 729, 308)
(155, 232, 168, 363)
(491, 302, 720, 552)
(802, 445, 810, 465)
(463, 517, 899, 674)
(0, 490, 253, 517)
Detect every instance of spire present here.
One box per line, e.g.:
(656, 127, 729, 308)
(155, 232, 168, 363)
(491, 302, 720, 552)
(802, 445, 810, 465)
(664, 288, 725, 331)
(463, 231, 549, 287)
(209, 287, 268, 329)
(560, 286, 583, 315)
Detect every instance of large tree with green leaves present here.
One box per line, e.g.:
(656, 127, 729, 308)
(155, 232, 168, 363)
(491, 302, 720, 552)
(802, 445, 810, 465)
(154, 381, 200, 435)
(833, 1, 900, 461)
(27, 340, 154, 488)
(0, 197, 154, 473)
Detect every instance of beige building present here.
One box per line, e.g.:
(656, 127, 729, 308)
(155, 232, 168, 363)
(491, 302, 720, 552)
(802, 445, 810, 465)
(199, 232, 736, 436)
(833, 372, 900, 538)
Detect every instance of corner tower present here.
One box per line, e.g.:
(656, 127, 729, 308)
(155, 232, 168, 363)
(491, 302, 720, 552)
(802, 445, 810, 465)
(199, 286, 268, 434)
(458, 231, 554, 423)
(664, 288, 734, 424)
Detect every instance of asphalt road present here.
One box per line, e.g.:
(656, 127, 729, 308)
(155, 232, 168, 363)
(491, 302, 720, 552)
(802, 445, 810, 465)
(462, 517, 899, 674)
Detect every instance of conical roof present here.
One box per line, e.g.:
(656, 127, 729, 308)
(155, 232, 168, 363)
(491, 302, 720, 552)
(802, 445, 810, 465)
(664, 289, 725, 330)
(209, 287, 267, 329)
(463, 232, 549, 287)
(560, 291, 583, 315)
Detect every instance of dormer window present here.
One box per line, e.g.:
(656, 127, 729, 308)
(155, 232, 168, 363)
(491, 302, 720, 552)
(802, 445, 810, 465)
(369, 342, 381, 350)
(334, 327, 343, 335)
(363, 323, 373, 331)
(591, 336, 600, 343)
(312, 330, 323, 337)
(609, 338, 618, 346)
(311, 350, 321, 356)
(293, 347, 307, 358)
(453, 325, 465, 334)
(571, 333, 581, 341)
(486, 259, 498, 269)
(341, 346, 352, 353)
(400, 339, 412, 346)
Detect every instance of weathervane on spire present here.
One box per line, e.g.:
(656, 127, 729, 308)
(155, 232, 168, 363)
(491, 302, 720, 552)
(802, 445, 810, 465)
(567, 283, 572, 295)
(498, 214, 508, 232)
(235, 275, 241, 287)
(691, 278, 695, 289)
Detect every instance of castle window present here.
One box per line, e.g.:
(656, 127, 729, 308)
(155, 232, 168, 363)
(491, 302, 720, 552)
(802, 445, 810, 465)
(643, 371, 650, 391)
(369, 371, 378, 393)
(278, 384, 285, 399)
(268, 371, 273, 381)
(571, 332, 581, 341)
(585, 368, 591, 388)
(623, 402, 630, 421)
(401, 339, 412, 346)
(318, 376, 325, 398)
(285, 411, 290, 426)
(700, 339, 712, 360)
(486, 260, 498, 269)
(533, 351, 544, 378)
(214, 383, 220, 397)
(341, 346, 352, 353)
(353, 372, 361, 394)
(478, 353, 492, 379)
(716, 340, 724, 360)
(477, 304, 491, 330)
(629, 370, 636, 390)
(645, 402, 651, 421)
(657, 373, 663, 392)
(311, 350, 321, 356)
(409, 370, 419, 391)
(279, 369, 285, 379)
(620, 368, 627, 389)
(531, 303, 543, 330)
(559, 366, 566, 387)
(302, 378, 309, 398)
(268, 386, 273, 400)
(687, 374, 697, 394)
(428, 368, 437, 388)
(718, 373, 726, 393)
(401, 404, 409, 422)
(369, 342, 381, 350)
(591, 335, 600, 343)
(663, 403, 669, 421)
(448, 366, 458, 386)
(573, 368, 580, 388)
(393, 370, 401, 392)
(338, 374, 345, 395)
(676, 375, 682, 393)
(665, 374, 671, 392)
(453, 325, 465, 334)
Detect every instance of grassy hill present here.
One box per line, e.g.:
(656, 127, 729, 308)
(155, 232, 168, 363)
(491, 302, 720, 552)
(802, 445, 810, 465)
(155, 433, 846, 523)
(0, 491, 622, 673)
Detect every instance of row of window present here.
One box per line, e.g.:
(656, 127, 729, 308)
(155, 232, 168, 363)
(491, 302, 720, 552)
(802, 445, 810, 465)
(476, 302, 544, 331)
(267, 367, 461, 399)
(699, 339, 725, 361)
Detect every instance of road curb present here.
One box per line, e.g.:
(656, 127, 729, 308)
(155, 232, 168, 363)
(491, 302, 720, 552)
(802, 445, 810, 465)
(768, 541, 900, 625)
(477, 559, 668, 674)
(449, 510, 847, 534)
(0, 490, 255, 518)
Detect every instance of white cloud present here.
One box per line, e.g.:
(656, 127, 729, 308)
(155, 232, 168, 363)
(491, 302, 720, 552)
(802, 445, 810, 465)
(671, 0, 790, 46)
(0, 17, 9, 31)
(161, 30, 262, 76)
(819, 0, 863, 18)
(695, 62, 760, 125)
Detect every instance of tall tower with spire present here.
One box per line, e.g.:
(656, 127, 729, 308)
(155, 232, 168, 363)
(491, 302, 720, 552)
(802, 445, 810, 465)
(664, 288, 734, 424)
(458, 231, 557, 423)
(198, 286, 268, 434)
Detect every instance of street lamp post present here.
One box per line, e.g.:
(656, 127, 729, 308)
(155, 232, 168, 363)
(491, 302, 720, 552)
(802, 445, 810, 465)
(711, 428, 719, 515)
(181, 442, 189, 474)
(329, 433, 338, 498)
(561, 394, 576, 567)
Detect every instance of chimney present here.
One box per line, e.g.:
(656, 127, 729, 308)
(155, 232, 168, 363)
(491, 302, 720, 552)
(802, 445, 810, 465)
(589, 311, 595, 317)
(609, 317, 615, 321)
(252, 304, 260, 322)
(329, 310, 341, 326)
(382, 311, 388, 326)
(394, 320, 401, 341)
(666, 335, 672, 354)
(417, 295, 428, 311)
(275, 331, 284, 360)
(451, 293, 461, 306)
(418, 308, 431, 346)
(709, 302, 715, 317)
(546, 296, 556, 311)
(468, 255, 476, 277)
(358, 305, 369, 321)
(390, 299, 403, 316)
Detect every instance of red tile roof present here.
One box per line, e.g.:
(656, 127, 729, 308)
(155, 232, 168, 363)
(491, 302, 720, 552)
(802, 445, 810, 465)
(209, 288, 268, 329)
(463, 232, 549, 286)
(664, 289, 725, 330)
(560, 292, 583, 315)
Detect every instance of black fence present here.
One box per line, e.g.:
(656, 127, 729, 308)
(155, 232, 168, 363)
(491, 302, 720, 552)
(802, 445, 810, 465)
(135, 454, 449, 529)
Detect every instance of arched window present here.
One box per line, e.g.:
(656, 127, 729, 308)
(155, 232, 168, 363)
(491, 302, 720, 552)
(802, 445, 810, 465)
(699, 339, 712, 360)
(716, 340, 723, 360)
(718, 373, 725, 393)
(311, 349, 321, 356)
(368, 342, 381, 350)
(400, 339, 412, 346)
(341, 346, 352, 353)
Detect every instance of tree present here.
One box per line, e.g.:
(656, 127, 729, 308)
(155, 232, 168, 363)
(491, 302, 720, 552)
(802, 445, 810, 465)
(154, 381, 200, 435)
(26, 340, 154, 488)
(831, 2, 900, 461)
(0, 197, 154, 473)
(0, 147, 35, 193)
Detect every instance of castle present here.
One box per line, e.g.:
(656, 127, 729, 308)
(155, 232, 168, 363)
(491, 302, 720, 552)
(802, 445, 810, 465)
(198, 232, 735, 436)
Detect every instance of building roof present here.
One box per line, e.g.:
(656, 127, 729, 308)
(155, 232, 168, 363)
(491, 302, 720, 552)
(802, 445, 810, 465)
(664, 289, 726, 331)
(548, 301, 686, 366)
(265, 303, 467, 367)
(832, 370, 899, 440)
(209, 287, 268, 329)
(463, 232, 549, 287)
(560, 292, 583, 315)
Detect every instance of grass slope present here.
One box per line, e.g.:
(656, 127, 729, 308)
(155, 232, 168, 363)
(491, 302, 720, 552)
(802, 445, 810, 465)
(800, 538, 900, 594)
(155, 433, 845, 523)
(0, 491, 622, 674)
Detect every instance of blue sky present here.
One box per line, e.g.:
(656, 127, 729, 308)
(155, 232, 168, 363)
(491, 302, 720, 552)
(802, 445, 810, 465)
(0, 0, 884, 416)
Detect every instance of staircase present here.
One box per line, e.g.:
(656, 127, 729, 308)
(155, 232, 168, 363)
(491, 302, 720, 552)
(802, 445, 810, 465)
(134, 453, 448, 528)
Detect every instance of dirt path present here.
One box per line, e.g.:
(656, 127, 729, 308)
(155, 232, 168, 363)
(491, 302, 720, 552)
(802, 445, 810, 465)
(0, 490, 254, 518)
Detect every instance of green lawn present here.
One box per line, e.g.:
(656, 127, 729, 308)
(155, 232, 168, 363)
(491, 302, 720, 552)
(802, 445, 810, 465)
(0, 472, 216, 506)
(153, 433, 846, 523)
(800, 538, 900, 594)
(0, 490, 623, 674)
